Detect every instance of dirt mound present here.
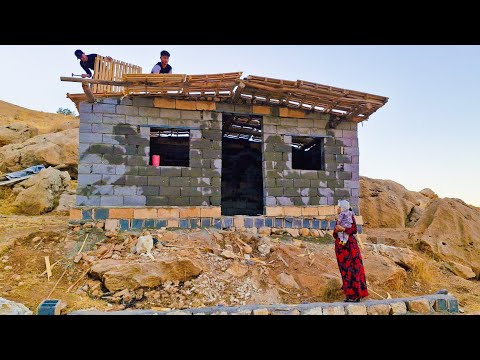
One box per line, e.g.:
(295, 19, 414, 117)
(0, 99, 78, 135)
(0, 128, 78, 176)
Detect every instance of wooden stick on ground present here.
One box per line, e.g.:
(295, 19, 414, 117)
(277, 254, 289, 268)
(46, 267, 69, 299)
(77, 233, 89, 255)
(66, 244, 114, 293)
(44, 256, 52, 281)
(41, 260, 60, 276)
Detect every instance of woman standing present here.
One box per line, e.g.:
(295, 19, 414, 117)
(333, 200, 369, 302)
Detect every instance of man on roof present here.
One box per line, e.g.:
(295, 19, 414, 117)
(151, 50, 172, 74)
(74, 49, 113, 79)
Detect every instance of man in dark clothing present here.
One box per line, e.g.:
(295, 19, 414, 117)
(151, 50, 172, 74)
(74, 49, 112, 78)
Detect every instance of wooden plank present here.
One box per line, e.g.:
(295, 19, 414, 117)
(44, 256, 52, 281)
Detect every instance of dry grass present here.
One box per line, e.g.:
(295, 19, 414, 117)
(0, 187, 18, 214)
(321, 278, 343, 302)
(409, 259, 434, 283)
(0, 100, 78, 134)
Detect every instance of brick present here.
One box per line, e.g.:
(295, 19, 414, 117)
(125, 175, 148, 186)
(159, 187, 181, 196)
(234, 104, 252, 114)
(252, 105, 271, 115)
(125, 116, 147, 125)
(302, 207, 318, 216)
(252, 308, 270, 315)
(158, 108, 181, 119)
(279, 108, 305, 118)
(124, 196, 146, 206)
(176, 100, 196, 110)
(100, 98, 120, 105)
(157, 208, 180, 219)
(80, 112, 103, 124)
(92, 164, 116, 174)
(105, 219, 119, 231)
(93, 103, 116, 114)
(284, 206, 302, 217)
(180, 110, 202, 120)
(148, 177, 169, 186)
(167, 219, 179, 227)
(113, 186, 137, 196)
(433, 298, 448, 312)
(100, 196, 124, 206)
(116, 105, 138, 116)
(78, 174, 102, 186)
(146, 196, 169, 206)
(120, 97, 133, 106)
(345, 304, 367, 315)
(265, 207, 284, 216)
(322, 306, 345, 315)
(318, 206, 336, 216)
(138, 107, 160, 117)
(390, 302, 407, 315)
(366, 304, 391, 315)
(406, 299, 431, 314)
(69, 209, 82, 220)
(109, 208, 134, 219)
(79, 133, 103, 144)
(301, 307, 323, 315)
(102, 114, 126, 124)
(79, 102, 93, 113)
(196, 101, 216, 111)
(76, 196, 101, 206)
(153, 97, 176, 109)
(180, 207, 201, 218)
(200, 207, 221, 218)
(233, 215, 245, 228)
(132, 97, 153, 107)
(94, 208, 109, 220)
(133, 208, 157, 219)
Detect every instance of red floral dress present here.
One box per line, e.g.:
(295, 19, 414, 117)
(333, 216, 368, 300)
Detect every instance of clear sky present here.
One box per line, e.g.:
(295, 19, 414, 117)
(0, 45, 479, 206)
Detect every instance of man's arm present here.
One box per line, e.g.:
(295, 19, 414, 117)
(168, 68, 173, 74)
(80, 62, 92, 78)
(151, 64, 161, 74)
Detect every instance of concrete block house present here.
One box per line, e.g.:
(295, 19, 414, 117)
(66, 71, 388, 233)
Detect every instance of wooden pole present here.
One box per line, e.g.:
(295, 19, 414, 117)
(81, 82, 96, 103)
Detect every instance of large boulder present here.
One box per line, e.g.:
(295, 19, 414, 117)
(12, 167, 71, 215)
(90, 258, 203, 291)
(0, 128, 78, 175)
(0, 123, 38, 147)
(412, 198, 480, 272)
(0, 297, 33, 315)
(371, 244, 421, 271)
(359, 176, 432, 228)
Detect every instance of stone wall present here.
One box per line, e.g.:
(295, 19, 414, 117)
(69, 293, 459, 315)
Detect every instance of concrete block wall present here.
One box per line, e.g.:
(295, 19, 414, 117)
(262, 111, 359, 209)
(77, 97, 222, 207)
(77, 97, 360, 216)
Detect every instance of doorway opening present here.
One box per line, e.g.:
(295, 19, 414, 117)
(221, 113, 263, 216)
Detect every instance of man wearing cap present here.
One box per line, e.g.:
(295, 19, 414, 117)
(74, 49, 112, 78)
(150, 50, 172, 74)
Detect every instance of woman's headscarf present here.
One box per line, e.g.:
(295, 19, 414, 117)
(338, 199, 351, 212)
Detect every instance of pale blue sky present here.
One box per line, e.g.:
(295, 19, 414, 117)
(0, 45, 478, 206)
